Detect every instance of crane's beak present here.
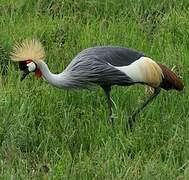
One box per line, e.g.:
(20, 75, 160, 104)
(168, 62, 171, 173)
(20, 70, 29, 81)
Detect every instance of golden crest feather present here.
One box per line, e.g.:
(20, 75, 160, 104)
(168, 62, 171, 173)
(10, 39, 45, 63)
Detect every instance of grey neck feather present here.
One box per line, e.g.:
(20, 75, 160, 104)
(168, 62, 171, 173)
(37, 61, 70, 89)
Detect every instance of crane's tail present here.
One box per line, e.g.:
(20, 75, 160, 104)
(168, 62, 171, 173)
(158, 64, 184, 91)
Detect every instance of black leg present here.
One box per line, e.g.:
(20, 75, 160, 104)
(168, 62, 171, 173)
(101, 85, 114, 125)
(128, 87, 161, 129)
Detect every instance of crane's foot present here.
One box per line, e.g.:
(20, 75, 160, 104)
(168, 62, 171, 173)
(108, 114, 117, 127)
(108, 115, 114, 126)
(127, 114, 136, 130)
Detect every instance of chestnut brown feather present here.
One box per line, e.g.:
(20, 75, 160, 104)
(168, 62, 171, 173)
(158, 64, 184, 91)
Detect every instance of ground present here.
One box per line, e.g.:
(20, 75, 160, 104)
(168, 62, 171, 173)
(0, 0, 189, 179)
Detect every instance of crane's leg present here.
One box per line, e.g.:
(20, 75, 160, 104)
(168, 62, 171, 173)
(128, 87, 161, 129)
(101, 85, 114, 125)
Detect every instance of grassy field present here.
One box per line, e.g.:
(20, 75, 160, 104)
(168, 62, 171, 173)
(0, 0, 189, 179)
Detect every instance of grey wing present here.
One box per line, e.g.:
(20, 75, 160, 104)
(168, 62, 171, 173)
(72, 46, 144, 67)
(65, 57, 134, 88)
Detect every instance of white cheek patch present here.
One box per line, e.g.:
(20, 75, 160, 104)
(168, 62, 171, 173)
(27, 62, 36, 72)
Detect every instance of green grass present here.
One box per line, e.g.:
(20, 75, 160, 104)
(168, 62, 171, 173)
(0, 0, 189, 179)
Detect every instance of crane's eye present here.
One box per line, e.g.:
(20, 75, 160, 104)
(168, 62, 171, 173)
(27, 62, 36, 72)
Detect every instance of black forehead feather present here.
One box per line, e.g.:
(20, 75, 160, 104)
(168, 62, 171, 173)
(19, 61, 27, 70)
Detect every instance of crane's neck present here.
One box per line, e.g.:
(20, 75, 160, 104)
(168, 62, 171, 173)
(36, 61, 70, 89)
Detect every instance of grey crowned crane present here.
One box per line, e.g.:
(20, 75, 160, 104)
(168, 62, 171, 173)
(10, 39, 184, 128)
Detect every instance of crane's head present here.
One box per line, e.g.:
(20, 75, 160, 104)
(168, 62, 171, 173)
(10, 39, 45, 81)
(18, 60, 42, 81)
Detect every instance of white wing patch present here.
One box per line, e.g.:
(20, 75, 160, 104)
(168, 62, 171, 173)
(111, 57, 145, 82)
(111, 57, 163, 87)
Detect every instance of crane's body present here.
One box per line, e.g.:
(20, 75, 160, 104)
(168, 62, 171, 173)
(37, 46, 163, 89)
(10, 40, 184, 127)
(38, 46, 143, 89)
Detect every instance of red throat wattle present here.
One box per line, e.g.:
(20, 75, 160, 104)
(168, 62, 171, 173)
(35, 68, 42, 78)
